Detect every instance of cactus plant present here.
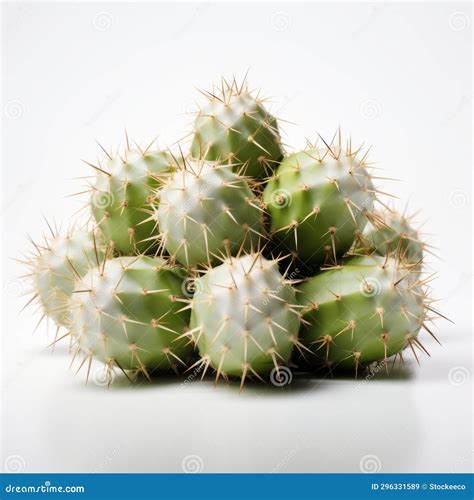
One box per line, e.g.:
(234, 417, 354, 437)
(353, 208, 425, 270)
(69, 255, 192, 379)
(90, 144, 175, 255)
(156, 160, 264, 268)
(187, 253, 303, 387)
(17, 79, 446, 388)
(296, 254, 437, 374)
(263, 133, 378, 275)
(190, 78, 283, 179)
(25, 227, 106, 330)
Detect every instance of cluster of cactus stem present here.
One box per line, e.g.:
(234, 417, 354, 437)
(21, 77, 444, 387)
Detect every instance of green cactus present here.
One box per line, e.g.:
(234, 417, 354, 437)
(27, 228, 106, 329)
(156, 160, 264, 268)
(90, 145, 175, 255)
(353, 208, 425, 269)
(69, 255, 192, 380)
(262, 133, 378, 275)
(296, 254, 435, 374)
(187, 254, 303, 387)
(190, 78, 283, 179)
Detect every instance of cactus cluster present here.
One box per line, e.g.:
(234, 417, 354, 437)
(21, 77, 444, 388)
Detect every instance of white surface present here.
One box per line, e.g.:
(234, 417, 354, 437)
(1, 1, 472, 473)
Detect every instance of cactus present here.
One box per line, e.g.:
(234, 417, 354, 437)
(353, 208, 425, 270)
(69, 255, 192, 379)
(90, 144, 175, 255)
(296, 254, 439, 374)
(190, 78, 283, 179)
(156, 160, 264, 268)
(263, 133, 378, 274)
(18, 80, 445, 388)
(26, 228, 106, 329)
(187, 253, 303, 387)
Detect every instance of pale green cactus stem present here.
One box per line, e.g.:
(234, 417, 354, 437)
(90, 142, 175, 255)
(297, 254, 441, 375)
(190, 78, 284, 179)
(352, 208, 426, 273)
(69, 255, 193, 381)
(186, 253, 304, 388)
(263, 131, 381, 274)
(26, 227, 106, 332)
(156, 159, 265, 269)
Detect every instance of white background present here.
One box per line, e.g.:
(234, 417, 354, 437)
(2, 1, 472, 473)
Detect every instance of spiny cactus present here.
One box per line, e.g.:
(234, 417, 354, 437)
(156, 160, 264, 268)
(24, 227, 106, 330)
(263, 132, 381, 274)
(296, 254, 440, 374)
(186, 253, 303, 388)
(190, 78, 284, 179)
(69, 256, 192, 380)
(17, 79, 446, 389)
(353, 208, 425, 269)
(89, 142, 175, 255)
